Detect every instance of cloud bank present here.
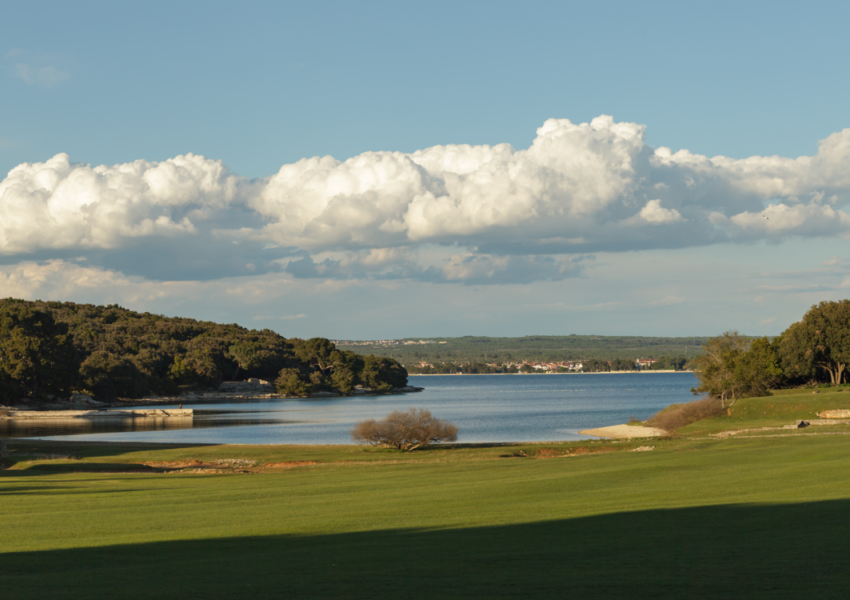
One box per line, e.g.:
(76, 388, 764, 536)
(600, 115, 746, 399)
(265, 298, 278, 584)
(3, 115, 850, 284)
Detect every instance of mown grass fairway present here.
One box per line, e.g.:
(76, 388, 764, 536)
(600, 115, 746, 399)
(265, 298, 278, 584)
(3, 428, 850, 599)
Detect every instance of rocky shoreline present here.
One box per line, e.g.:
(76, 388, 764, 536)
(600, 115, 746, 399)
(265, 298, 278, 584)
(1, 408, 193, 420)
(1, 380, 424, 413)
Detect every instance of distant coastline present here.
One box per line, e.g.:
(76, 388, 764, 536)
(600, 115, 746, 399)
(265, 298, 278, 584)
(408, 370, 691, 376)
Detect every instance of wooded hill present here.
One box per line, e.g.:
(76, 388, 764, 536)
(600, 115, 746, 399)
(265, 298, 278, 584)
(0, 299, 407, 404)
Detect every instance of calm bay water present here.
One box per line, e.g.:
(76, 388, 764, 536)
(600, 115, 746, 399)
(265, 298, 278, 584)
(11, 372, 698, 444)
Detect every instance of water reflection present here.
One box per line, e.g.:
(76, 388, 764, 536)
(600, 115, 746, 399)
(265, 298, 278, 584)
(0, 413, 304, 438)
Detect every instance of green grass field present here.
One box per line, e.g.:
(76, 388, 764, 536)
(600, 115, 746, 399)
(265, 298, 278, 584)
(678, 386, 850, 436)
(4, 390, 850, 598)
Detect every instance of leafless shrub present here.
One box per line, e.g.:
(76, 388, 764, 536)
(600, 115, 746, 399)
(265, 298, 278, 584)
(646, 397, 724, 432)
(351, 407, 458, 451)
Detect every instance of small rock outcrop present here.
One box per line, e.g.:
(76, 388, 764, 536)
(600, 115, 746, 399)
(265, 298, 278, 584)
(69, 393, 104, 407)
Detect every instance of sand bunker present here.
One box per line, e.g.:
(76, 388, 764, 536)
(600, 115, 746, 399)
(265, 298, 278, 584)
(579, 424, 668, 439)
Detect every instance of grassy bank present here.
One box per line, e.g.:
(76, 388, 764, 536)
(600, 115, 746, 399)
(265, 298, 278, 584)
(675, 386, 850, 437)
(3, 427, 850, 598)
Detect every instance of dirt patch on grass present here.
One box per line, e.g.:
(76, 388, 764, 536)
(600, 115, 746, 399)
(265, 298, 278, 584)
(143, 459, 259, 469)
(533, 448, 564, 458)
(566, 446, 617, 456)
(521, 446, 621, 458)
(263, 461, 318, 468)
(501, 445, 632, 459)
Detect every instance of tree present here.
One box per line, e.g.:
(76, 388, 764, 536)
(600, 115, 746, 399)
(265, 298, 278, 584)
(779, 300, 850, 386)
(691, 332, 782, 407)
(351, 408, 458, 451)
(582, 358, 599, 372)
(275, 368, 311, 396)
(294, 338, 342, 377)
(359, 355, 407, 390)
(0, 302, 78, 401)
(169, 355, 194, 383)
(80, 351, 152, 400)
(620, 358, 636, 371)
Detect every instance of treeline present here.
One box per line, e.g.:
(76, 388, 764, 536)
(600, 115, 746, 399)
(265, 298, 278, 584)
(407, 362, 517, 374)
(343, 335, 707, 365)
(579, 356, 688, 372)
(692, 300, 850, 405)
(0, 299, 407, 403)
(405, 356, 688, 374)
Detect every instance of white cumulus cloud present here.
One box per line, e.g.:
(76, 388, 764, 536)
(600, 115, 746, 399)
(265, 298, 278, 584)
(0, 153, 245, 254)
(4, 116, 850, 284)
(639, 200, 683, 224)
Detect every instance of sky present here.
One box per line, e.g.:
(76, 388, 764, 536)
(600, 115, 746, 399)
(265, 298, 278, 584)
(2, 0, 850, 339)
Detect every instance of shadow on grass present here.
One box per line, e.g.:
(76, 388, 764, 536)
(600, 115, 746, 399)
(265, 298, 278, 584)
(5, 439, 219, 460)
(4, 462, 162, 476)
(3, 500, 850, 599)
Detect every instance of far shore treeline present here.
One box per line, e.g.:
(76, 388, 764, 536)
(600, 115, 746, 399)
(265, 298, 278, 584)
(0, 298, 407, 404)
(405, 356, 687, 374)
(338, 334, 707, 367)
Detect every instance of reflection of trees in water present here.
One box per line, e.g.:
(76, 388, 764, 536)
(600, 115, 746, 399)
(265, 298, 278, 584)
(0, 416, 293, 438)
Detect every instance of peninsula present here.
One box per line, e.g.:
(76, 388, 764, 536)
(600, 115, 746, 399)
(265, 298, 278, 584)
(0, 299, 411, 409)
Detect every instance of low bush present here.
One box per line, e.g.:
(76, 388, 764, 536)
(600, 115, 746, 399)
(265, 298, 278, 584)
(351, 407, 458, 451)
(646, 397, 724, 432)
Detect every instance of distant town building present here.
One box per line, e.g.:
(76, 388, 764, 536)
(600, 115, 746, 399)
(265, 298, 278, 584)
(635, 358, 658, 368)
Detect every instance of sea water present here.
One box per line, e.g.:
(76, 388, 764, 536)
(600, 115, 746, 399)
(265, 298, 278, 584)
(10, 372, 699, 444)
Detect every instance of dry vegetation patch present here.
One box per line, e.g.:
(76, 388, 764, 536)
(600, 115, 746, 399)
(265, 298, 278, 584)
(647, 397, 724, 432)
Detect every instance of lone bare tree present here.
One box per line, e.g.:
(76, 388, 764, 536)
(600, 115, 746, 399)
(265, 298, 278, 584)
(351, 408, 458, 451)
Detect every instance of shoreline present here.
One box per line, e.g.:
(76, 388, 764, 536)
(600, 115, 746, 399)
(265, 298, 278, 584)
(409, 370, 690, 376)
(1, 385, 424, 412)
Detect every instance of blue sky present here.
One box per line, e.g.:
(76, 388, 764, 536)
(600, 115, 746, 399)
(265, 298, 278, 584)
(2, 1, 850, 339)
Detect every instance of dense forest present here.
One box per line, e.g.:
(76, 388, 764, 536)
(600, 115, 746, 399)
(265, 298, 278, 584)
(0, 298, 407, 404)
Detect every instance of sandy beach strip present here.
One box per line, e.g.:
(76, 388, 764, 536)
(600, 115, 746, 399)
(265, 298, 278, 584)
(579, 424, 668, 439)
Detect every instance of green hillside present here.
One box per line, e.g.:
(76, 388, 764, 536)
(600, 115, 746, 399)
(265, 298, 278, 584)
(337, 334, 708, 365)
(0, 298, 407, 404)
